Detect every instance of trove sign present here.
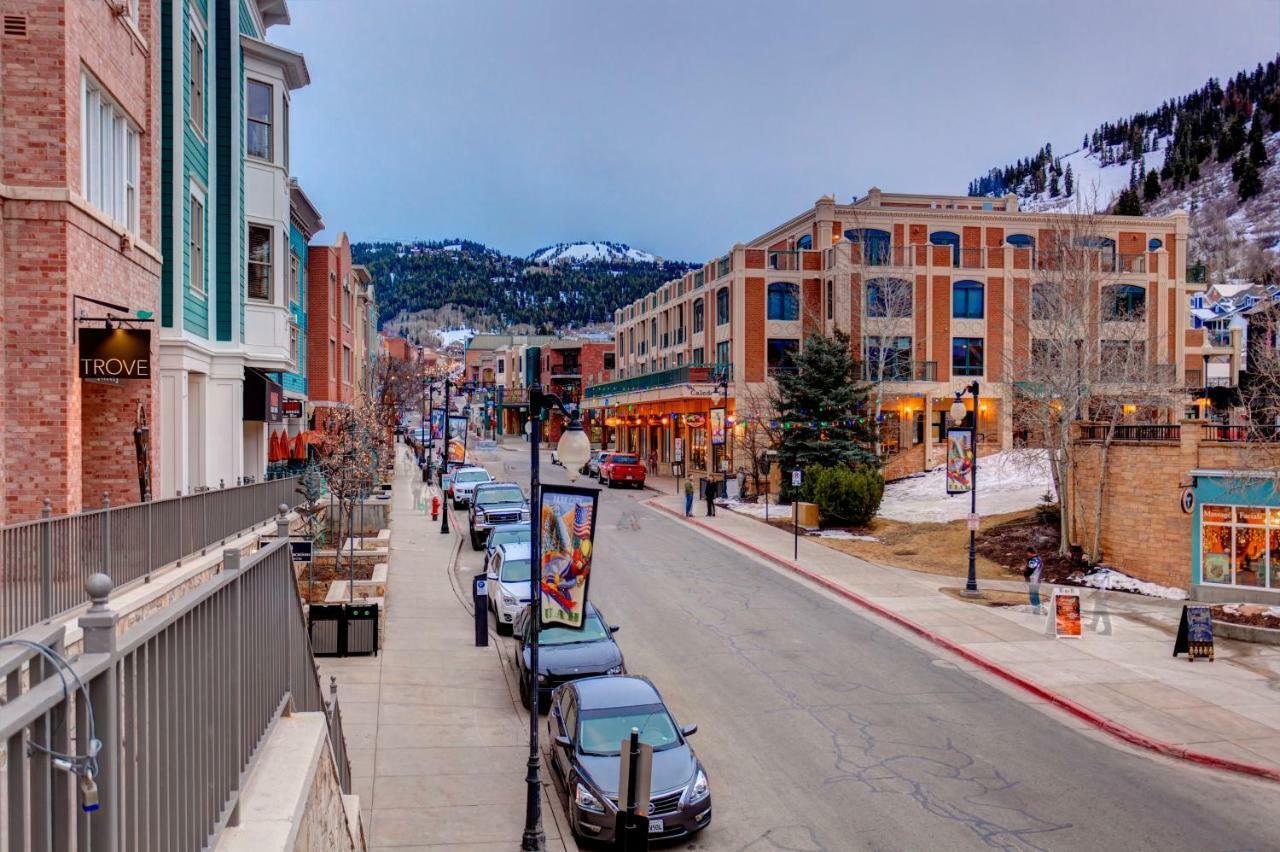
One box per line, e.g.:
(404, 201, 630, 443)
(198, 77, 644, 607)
(78, 328, 151, 380)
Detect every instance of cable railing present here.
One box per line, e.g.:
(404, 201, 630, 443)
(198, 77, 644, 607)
(0, 476, 300, 637)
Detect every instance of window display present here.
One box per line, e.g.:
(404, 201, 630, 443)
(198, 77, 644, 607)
(1201, 504, 1280, 589)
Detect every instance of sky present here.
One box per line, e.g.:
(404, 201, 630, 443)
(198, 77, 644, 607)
(274, 0, 1280, 261)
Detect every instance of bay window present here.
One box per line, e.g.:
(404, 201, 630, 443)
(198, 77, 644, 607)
(81, 73, 140, 233)
(248, 224, 273, 301)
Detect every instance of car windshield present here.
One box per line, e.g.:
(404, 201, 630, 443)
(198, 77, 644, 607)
(611, 455, 638, 465)
(578, 704, 680, 756)
(490, 528, 531, 549)
(500, 558, 531, 582)
(456, 471, 490, 483)
(540, 612, 609, 646)
(477, 487, 524, 506)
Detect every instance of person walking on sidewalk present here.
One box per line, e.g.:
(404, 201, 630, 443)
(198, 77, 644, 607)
(703, 477, 717, 517)
(1024, 547, 1044, 613)
(684, 478, 695, 517)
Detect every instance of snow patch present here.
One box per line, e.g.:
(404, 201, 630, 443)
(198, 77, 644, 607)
(531, 242, 658, 264)
(721, 500, 791, 520)
(878, 449, 1055, 524)
(436, 328, 475, 347)
(1015, 144, 1167, 212)
(1223, 603, 1280, 619)
(810, 530, 880, 542)
(1068, 567, 1188, 600)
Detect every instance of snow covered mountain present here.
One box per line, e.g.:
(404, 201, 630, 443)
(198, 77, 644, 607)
(529, 241, 660, 265)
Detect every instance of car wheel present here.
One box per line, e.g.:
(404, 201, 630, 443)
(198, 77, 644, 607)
(470, 533, 483, 551)
(519, 676, 531, 710)
(497, 621, 513, 637)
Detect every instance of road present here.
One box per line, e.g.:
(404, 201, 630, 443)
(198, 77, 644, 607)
(460, 443, 1280, 851)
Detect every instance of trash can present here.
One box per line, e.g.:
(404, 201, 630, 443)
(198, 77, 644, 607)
(472, 573, 489, 647)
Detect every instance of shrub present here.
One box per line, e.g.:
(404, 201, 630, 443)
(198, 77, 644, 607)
(1035, 490, 1061, 527)
(811, 464, 884, 528)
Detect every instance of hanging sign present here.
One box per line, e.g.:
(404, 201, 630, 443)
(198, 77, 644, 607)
(945, 429, 974, 494)
(1180, 488, 1195, 514)
(1053, 590, 1082, 638)
(282, 398, 304, 418)
(1173, 604, 1215, 661)
(685, 414, 706, 429)
(538, 484, 600, 630)
(673, 437, 684, 463)
(709, 408, 726, 446)
(79, 328, 151, 380)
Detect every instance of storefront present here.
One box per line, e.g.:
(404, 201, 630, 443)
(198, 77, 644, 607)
(599, 400, 734, 477)
(1192, 470, 1280, 601)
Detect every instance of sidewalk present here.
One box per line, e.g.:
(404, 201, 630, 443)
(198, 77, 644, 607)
(648, 491, 1280, 781)
(318, 447, 575, 850)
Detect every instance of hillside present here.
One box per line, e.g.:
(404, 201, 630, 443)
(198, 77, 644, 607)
(969, 56, 1280, 281)
(354, 239, 694, 343)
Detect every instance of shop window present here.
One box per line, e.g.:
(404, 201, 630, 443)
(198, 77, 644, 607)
(1201, 505, 1279, 588)
(767, 338, 799, 374)
(952, 337, 984, 376)
(952, 280, 984, 319)
(767, 282, 799, 320)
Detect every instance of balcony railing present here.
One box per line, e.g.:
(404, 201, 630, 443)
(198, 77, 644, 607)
(1207, 329, 1233, 347)
(837, 244, 1153, 275)
(1202, 424, 1280, 443)
(1078, 423, 1180, 442)
(550, 363, 581, 377)
(858, 360, 937, 382)
(585, 362, 731, 400)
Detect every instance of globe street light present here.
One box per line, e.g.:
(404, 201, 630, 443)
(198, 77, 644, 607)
(950, 381, 981, 597)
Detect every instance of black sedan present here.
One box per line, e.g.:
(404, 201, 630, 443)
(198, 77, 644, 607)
(547, 676, 711, 845)
(513, 602, 624, 712)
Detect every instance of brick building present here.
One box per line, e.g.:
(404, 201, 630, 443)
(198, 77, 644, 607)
(305, 232, 356, 425)
(538, 338, 614, 442)
(0, 0, 163, 522)
(585, 189, 1191, 479)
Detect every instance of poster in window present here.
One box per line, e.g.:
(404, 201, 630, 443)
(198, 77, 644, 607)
(538, 484, 600, 630)
(945, 429, 974, 494)
(710, 408, 726, 446)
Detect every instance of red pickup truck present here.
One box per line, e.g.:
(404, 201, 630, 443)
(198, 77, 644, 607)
(599, 453, 646, 489)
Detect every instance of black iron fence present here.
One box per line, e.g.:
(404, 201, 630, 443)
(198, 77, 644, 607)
(1203, 424, 1280, 443)
(0, 477, 300, 637)
(1077, 423, 1181, 442)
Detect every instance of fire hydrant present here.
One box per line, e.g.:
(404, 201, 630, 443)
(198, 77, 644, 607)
(431, 495, 441, 521)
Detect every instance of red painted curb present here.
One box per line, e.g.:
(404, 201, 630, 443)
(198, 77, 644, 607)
(648, 498, 1280, 784)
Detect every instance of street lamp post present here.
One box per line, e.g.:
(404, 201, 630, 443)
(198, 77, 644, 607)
(950, 381, 981, 597)
(522, 385, 590, 852)
(440, 378, 452, 535)
(421, 375, 430, 482)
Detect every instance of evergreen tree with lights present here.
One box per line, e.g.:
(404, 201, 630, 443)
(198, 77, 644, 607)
(770, 330, 877, 494)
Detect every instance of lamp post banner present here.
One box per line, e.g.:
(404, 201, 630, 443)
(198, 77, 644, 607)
(945, 428, 974, 494)
(710, 407, 726, 446)
(538, 484, 600, 630)
(431, 410, 445, 442)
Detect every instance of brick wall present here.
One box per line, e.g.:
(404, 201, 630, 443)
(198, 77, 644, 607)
(744, 277, 764, 382)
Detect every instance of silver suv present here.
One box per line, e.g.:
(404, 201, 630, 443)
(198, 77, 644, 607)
(449, 466, 493, 509)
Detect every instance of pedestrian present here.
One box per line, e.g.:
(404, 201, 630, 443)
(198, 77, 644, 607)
(704, 476, 717, 517)
(684, 478, 695, 517)
(736, 466, 747, 499)
(1024, 547, 1044, 613)
(648, 449, 658, 473)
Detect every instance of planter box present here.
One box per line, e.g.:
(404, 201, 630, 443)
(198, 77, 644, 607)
(324, 563, 389, 601)
(795, 502, 820, 529)
(1213, 619, 1280, 646)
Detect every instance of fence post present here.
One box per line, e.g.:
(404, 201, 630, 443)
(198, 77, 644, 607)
(146, 499, 153, 581)
(101, 492, 111, 576)
(276, 503, 290, 540)
(81, 573, 120, 851)
(224, 548, 244, 827)
(40, 498, 53, 621)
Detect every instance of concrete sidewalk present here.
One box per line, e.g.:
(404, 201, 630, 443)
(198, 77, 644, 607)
(647, 491, 1280, 780)
(318, 447, 575, 850)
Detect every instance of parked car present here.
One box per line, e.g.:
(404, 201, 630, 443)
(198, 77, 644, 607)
(449, 466, 493, 508)
(513, 602, 624, 711)
(599, 453, 646, 489)
(582, 450, 609, 477)
(548, 676, 710, 845)
(469, 482, 530, 550)
(486, 541, 532, 635)
(485, 521, 531, 560)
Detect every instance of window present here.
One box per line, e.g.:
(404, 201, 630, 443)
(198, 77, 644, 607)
(767, 282, 799, 320)
(1006, 234, 1035, 248)
(692, 346, 705, 364)
(865, 336, 912, 380)
(930, 231, 961, 266)
(1201, 505, 1280, 589)
(1148, 238, 1164, 251)
(952, 337, 984, 376)
(1103, 284, 1146, 320)
(844, 228, 891, 266)
(796, 233, 813, 250)
(767, 338, 800, 373)
(693, 271, 704, 288)
(247, 225, 272, 301)
(603, 352, 615, 371)
(715, 340, 729, 365)
(343, 345, 352, 382)
(342, 278, 351, 326)
(650, 319, 657, 347)
(866, 278, 912, 318)
(1075, 236, 1116, 271)
(328, 340, 336, 378)
(952, 280, 984, 319)
(1030, 339, 1058, 372)
(328, 272, 336, 316)
(189, 27, 205, 136)
(826, 280, 833, 320)
(289, 323, 299, 366)
(1101, 340, 1146, 378)
(716, 288, 730, 325)
(716, 256, 729, 278)
(692, 298, 705, 333)
(81, 74, 140, 233)
(289, 250, 300, 305)
(1031, 282, 1058, 320)
(189, 194, 205, 294)
(246, 79, 273, 160)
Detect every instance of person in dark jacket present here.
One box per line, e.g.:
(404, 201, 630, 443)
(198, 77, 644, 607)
(1024, 547, 1044, 613)
(703, 477, 717, 516)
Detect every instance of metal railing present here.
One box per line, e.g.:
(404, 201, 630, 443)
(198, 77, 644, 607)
(1207, 329, 1234, 347)
(859, 360, 937, 382)
(1078, 423, 1181, 442)
(0, 477, 300, 637)
(1118, 253, 1147, 273)
(0, 534, 351, 850)
(1203, 424, 1280, 443)
(585, 362, 731, 399)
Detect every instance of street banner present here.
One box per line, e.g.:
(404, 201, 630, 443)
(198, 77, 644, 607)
(430, 410, 444, 442)
(538, 484, 600, 630)
(1053, 590, 1082, 638)
(447, 438, 466, 463)
(674, 437, 684, 463)
(945, 429, 974, 494)
(710, 408, 726, 446)
(1173, 604, 1215, 661)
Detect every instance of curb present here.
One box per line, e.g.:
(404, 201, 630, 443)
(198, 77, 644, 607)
(647, 497, 1280, 785)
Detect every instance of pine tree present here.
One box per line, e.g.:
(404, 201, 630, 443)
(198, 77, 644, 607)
(1129, 161, 1139, 189)
(1250, 135, 1270, 168)
(1189, 160, 1201, 182)
(1064, 163, 1074, 195)
(1143, 169, 1161, 202)
(1049, 171, 1060, 197)
(770, 330, 876, 484)
(1237, 158, 1263, 201)
(1113, 188, 1143, 215)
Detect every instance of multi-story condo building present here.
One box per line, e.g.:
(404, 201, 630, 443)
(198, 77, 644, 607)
(584, 189, 1191, 479)
(351, 266, 375, 397)
(0, 0, 163, 522)
(274, 179, 324, 437)
(156, 0, 306, 495)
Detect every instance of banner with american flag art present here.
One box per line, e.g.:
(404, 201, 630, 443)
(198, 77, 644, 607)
(537, 484, 601, 630)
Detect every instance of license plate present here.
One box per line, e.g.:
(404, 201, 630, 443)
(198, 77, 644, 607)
(648, 819, 663, 834)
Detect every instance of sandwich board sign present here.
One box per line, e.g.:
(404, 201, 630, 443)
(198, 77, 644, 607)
(1173, 605, 1214, 661)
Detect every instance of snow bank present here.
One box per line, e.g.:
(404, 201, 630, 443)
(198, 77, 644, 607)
(878, 449, 1055, 523)
(721, 500, 791, 520)
(1020, 144, 1168, 213)
(1068, 567, 1188, 600)
(811, 530, 880, 542)
(1222, 603, 1280, 619)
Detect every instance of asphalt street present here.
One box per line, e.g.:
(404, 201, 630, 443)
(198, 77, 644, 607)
(463, 444, 1280, 851)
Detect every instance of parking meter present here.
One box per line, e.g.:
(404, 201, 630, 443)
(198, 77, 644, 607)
(472, 573, 489, 647)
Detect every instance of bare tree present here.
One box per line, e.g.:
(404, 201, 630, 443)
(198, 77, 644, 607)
(314, 395, 383, 595)
(735, 381, 782, 499)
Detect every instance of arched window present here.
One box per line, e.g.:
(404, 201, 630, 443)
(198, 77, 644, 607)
(866, 278, 912, 318)
(795, 233, 813, 250)
(1103, 284, 1146, 320)
(930, 231, 961, 265)
(1148, 237, 1163, 251)
(1006, 233, 1035, 248)
(1075, 235, 1117, 271)
(844, 228, 891, 266)
(767, 282, 799, 320)
(1031, 282, 1058, 320)
(952, 280, 984, 319)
